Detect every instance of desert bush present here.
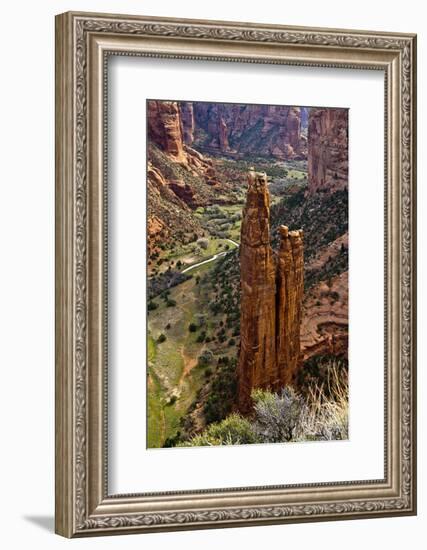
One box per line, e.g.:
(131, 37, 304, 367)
(197, 238, 209, 250)
(180, 414, 257, 447)
(295, 364, 349, 441)
(203, 357, 237, 424)
(157, 334, 166, 343)
(198, 350, 214, 366)
(251, 387, 304, 443)
(147, 270, 191, 299)
(196, 331, 206, 343)
(186, 363, 348, 446)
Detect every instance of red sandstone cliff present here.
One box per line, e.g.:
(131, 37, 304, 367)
(147, 100, 229, 257)
(148, 100, 187, 163)
(237, 171, 304, 413)
(180, 102, 195, 145)
(148, 100, 220, 181)
(308, 108, 348, 194)
(191, 103, 307, 160)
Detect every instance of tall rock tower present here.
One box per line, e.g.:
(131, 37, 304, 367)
(276, 226, 304, 386)
(237, 170, 278, 413)
(237, 171, 304, 413)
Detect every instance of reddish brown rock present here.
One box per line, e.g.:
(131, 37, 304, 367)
(147, 100, 186, 163)
(308, 108, 348, 194)
(218, 115, 230, 152)
(147, 215, 169, 257)
(276, 226, 304, 386)
(237, 171, 277, 413)
(168, 180, 196, 206)
(147, 99, 225, 248)
(180, 102, 194, 145)
(147, 162, 167, 190)
(237, 171, 304, 413)
(300, 271, 348, 362)
(147, 161, 205, 262)
(193, 103, 307, 160)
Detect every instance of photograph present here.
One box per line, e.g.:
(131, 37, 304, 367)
(52, 8, 416, 538)
(147, 100, 349, 448)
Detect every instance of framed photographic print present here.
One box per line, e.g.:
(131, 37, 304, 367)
(55, 11, 417, 537)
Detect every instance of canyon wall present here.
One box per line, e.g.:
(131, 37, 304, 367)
(148, 100, 187, 163)
(308, 108, 349, 194)
(182, 102, 308, 160)
(147, 100, 218, 180)
(147, 100, 227, 256)
(237, 170, 304, 413)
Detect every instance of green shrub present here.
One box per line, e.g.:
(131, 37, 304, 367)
(198, 350, 213, 366)
(203, 357, 237, 424)
(181, 414, 257, 446)
(196, 331, 206, 343)
(185, 365, 348, 447)
(157, 334, 166, 343)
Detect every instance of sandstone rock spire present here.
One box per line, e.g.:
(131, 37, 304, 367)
(237, 170, 278, 413)
(237, 172, 304, 413)
(276, 226, 304, 387)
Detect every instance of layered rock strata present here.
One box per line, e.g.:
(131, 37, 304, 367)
(148, 100, 187, 163)
(187, 102, 308, 160)
(147, 100, 227, 258)
(237, 170, 304, 413)
(308, 108, 349, 194)
(147, 100, 220, 187)
(300, 270, 348, 362)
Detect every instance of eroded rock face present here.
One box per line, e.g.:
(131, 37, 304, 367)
(276, 227, 304, 386)
(300, 270, 348, 361)
(308, 108, 348, 194)
(147, 100, 221, 190)
(192, 103, 308, 159)
(237, 171, 277, 413)
(147, 215, 170, 257)
(147, 100, 187, 163)
(237, 171, 304, 413)
(180, 102, 194, 145)
(147, 161, 204, 253)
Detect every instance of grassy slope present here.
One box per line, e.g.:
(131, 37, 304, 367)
(148, 259, 233, 447)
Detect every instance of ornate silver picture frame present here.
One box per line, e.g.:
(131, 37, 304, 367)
(55, 11, 417, 537)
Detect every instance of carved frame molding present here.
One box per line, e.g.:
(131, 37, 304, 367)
(55, 11, 416, 537)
